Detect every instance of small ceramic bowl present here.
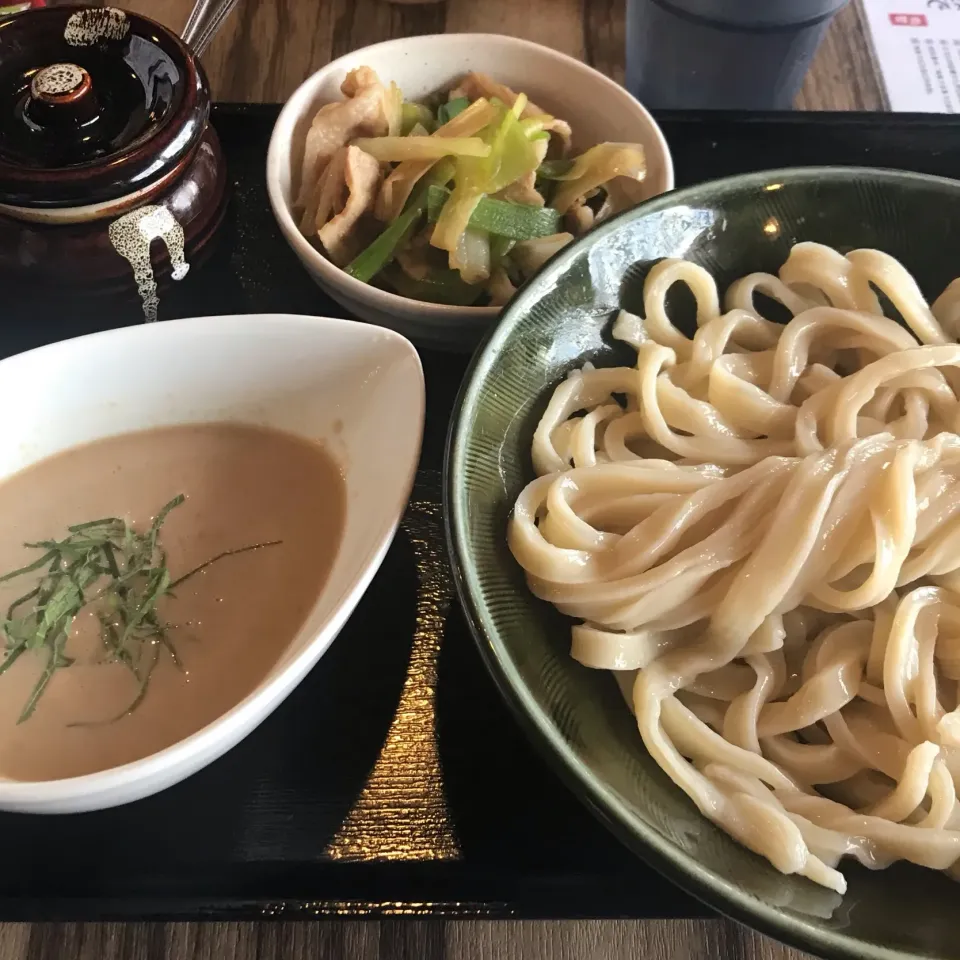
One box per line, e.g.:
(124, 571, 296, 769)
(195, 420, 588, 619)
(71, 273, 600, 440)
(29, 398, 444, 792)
(0, 6, 228, 320)
(266, 33, 674, 352)
(447, 167, 960, 960)
(0, 313, 423, 812)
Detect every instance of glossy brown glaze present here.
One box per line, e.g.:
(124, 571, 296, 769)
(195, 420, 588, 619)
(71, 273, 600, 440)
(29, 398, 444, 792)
(0, 7, 205, 205)
(0, 421, 346, 782)
(0, 126, 227, 290)
(0, 5, 228, 309)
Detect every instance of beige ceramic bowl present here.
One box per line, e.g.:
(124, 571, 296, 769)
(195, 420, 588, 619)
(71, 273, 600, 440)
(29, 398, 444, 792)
(266, 33, 675, 352)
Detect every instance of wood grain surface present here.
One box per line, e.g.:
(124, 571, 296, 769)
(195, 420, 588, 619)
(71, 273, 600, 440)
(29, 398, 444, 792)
(120, 0, 886, 110)
(0, 920, 816, 960)
(2, 1, 883, 958)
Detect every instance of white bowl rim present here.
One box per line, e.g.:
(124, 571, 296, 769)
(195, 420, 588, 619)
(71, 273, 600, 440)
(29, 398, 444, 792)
(265, 32, 676, 320)
(0, 312, 425, 804)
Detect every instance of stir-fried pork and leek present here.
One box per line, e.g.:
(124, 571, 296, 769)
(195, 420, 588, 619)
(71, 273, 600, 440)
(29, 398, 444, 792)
(294, 68, 647, 306)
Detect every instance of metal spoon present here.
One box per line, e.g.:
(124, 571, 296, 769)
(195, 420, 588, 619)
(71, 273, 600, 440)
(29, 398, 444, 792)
(180, 0, 241, 58)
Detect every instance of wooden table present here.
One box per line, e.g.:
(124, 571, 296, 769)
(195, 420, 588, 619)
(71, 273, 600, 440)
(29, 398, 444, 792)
(4, 2, 886, 958)
(131, 0, 886, 109)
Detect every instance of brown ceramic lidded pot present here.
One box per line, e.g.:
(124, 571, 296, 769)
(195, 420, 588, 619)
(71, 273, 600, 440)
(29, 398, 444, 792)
(0, 5, 228, 320)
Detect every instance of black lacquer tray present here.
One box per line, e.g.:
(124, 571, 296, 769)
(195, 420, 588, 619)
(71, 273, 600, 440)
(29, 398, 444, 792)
(3, 106, 960, 923)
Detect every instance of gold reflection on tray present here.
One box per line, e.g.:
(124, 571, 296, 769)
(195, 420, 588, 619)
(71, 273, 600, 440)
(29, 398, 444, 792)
(325, 473, 459, 861)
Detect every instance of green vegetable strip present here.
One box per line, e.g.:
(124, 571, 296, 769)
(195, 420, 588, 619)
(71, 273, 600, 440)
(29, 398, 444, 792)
(426, 185, 560, 240)
(490, 234, 516, 263)
(345, 161, 456, 285)
(434, 104, 511, 246)
(344, 196, 427, 284)
(401, 101, 435, 135)
(436, 96, 470, 126)
(537, 159, 576, 180)
(383, 266, 485, 306)
(485, 110, 540, 195)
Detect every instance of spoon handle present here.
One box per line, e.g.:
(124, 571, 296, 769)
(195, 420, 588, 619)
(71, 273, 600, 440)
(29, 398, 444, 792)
(181, 0, 241, 58)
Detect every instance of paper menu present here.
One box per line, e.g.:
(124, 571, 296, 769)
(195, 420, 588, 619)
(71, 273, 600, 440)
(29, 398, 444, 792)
(862, 0, 960, 111)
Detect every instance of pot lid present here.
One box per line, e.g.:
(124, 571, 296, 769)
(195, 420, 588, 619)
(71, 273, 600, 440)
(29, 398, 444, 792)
(0, 5, 209, 208)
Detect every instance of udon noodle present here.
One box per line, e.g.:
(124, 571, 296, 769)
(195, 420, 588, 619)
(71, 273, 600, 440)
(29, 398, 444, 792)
(508, 242, 960, 893)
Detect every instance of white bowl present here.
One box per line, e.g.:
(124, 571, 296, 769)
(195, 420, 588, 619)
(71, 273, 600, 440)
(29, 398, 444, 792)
(266, 33, 675, 352)
(0, 313, 424, 813)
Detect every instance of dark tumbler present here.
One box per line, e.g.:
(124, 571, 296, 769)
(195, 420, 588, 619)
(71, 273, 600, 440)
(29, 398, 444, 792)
(625, 0, 850, 110)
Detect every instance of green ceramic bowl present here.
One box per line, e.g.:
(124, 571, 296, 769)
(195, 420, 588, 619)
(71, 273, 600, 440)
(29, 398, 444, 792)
(445, 167, 960, 960)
